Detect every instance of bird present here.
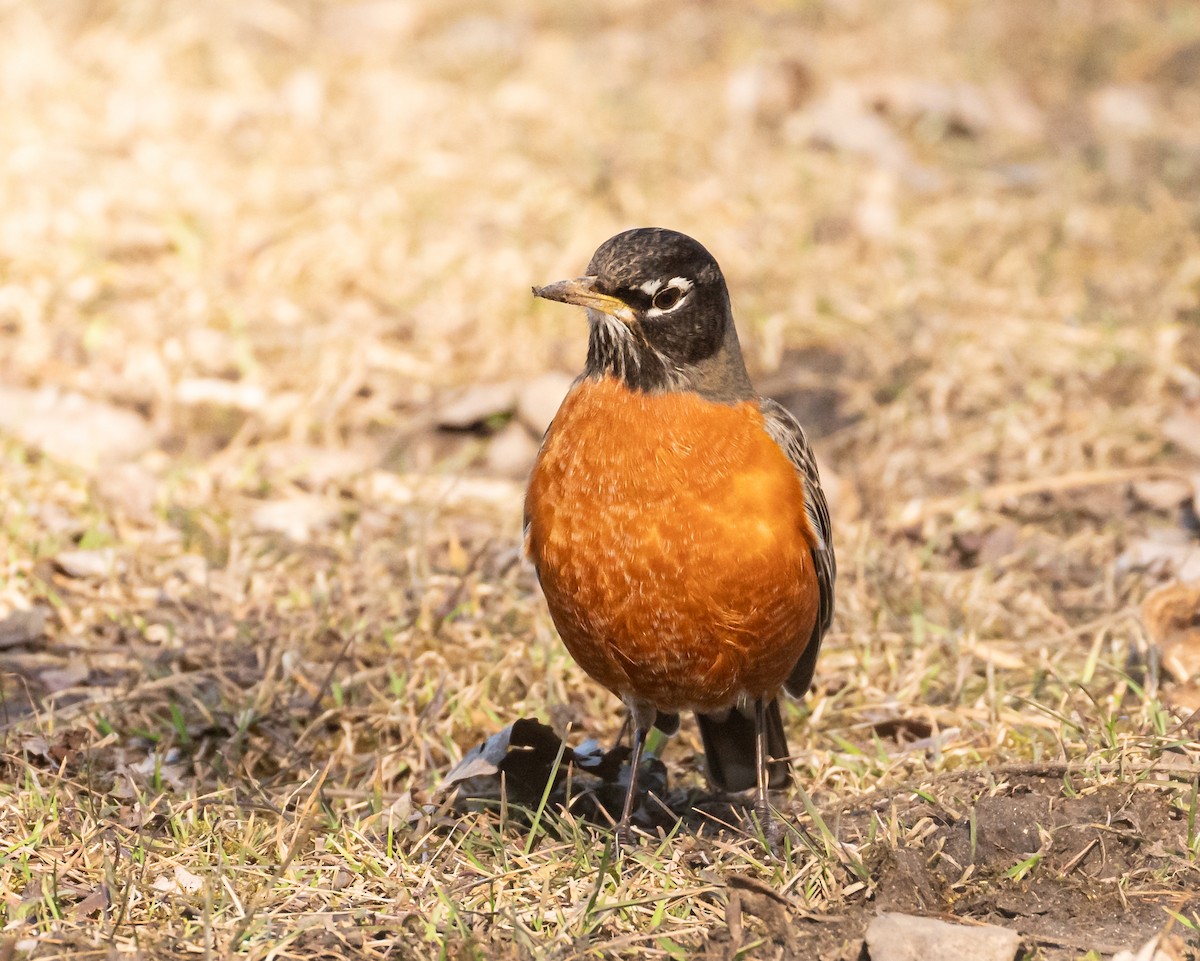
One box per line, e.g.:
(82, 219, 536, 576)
(524, 227, 835, 843)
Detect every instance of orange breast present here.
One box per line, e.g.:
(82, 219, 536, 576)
(525, 376, 820, 713)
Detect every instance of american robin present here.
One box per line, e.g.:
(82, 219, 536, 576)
(525, 227, 835, 842)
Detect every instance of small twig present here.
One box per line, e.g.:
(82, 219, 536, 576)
(1060, 836, 1101, 876)
(303, 629, 356, 726)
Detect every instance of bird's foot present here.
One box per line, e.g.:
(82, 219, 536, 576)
(753, 800, 784, 853)
(615, 820, 637, 851)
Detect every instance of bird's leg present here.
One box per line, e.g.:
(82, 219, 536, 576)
(616, 722, 648, 848)
(615, 700, 658, 849)
(611, 712, 631, 752)
(754, 699, 781, 847)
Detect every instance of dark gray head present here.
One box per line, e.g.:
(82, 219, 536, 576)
(533, 227, 754, 401)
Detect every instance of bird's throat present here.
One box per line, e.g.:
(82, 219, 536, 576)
(582, 315, 755, 403)
(582, 317, 680, 393)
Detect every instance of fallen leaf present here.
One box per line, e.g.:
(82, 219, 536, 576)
(17, 733, 51, 762)
(1118, 534, 1200, 582)
(69, 885, 109, 919)
(366, 472, 523, 512)
(950, 525, 1017, 571)
(725, 58, 815, 126)
(175, 377, 267, 411)
(0, 608, 46, 649)
(91, 462, 160, 523)
(1163, 409, 1200, 460)
(1141, 581, 1200, 683)
(864, 75, 995, 138)
(484, 420, 539, 477)
(249, 495, 342, 542)
(259, 441, 379, 486)
(152, 866, 203, 896)
(39, 661, 90, 693)
(1090, 84, 1158, 138)
(54, 548, 120, 579)
(0, 387, 155, 470)
(794, 82, 912, 171)
(444, 717, 571, 804)
(1130, 477, 1194, 511)
(515, 372, 573, 437)
(445, 718, 668, 829)
(436, 382, 519, 431)
(174, 867, 204, 894)
(126, 751, 188, 791)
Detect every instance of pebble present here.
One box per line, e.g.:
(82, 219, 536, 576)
(865, 912, 1021, 961)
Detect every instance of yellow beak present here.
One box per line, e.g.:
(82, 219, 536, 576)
(532, 277, 635, 323)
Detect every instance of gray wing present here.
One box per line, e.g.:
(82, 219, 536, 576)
(759, 398, 836, 697)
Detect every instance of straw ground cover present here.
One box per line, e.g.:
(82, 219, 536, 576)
(2, 0, 1200, 957)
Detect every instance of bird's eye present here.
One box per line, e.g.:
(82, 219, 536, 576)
(652, 286, 683, 311)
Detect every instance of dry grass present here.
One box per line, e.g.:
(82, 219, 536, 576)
(2, 0, 1200, 957)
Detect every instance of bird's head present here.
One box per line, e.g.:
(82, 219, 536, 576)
(533, 227, 753, 401)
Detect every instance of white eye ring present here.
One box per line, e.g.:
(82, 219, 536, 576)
(645, 277, 693, 316)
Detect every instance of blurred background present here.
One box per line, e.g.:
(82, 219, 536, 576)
(1, 0, 1196, 481)
(3, 0, 1200, 953)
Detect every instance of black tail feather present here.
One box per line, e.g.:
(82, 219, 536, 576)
(696, 699, 790, 793)
(653, 711, 680, 736)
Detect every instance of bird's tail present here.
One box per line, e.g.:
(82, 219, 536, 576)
(696, 699, 791, 793)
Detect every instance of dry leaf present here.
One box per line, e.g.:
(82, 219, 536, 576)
(0, 608, 46, 649)
(1118, 535, 1200, 582)
(175, 377, 267, 411)
(515, 372, 573, 437)
(39, 661, 90, 693)
(0, 387, 155, 470)
(1163, 410, 1200, 460)
(366, 472, 523, 512)
(436, 382, 519, 431)
(69, 886, 109, 919)
(1141, 581, 1200, 682)
(152, 866, 204, 896)
(484, 421, 539, 477)
(54, 548, 120, 579)
(249, 496, 342, 542)
(1130, 477, 1194, 511)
